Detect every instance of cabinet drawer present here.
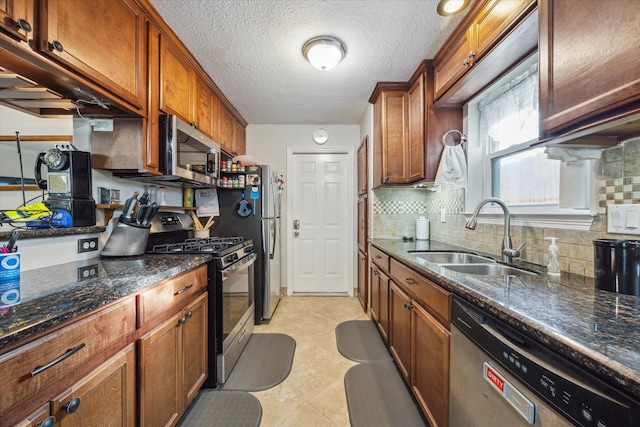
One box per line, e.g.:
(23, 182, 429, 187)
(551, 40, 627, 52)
(137, 265, 207, 327)
(390, 259, 450, 325)
(370, 246, 390, 272)
(0, 298, 136, 416)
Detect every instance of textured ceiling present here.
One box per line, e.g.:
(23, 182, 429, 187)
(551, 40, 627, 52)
(148, 0, 469, 125)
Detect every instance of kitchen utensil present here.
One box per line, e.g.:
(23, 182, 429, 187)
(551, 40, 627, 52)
(191, 211, 204, 229)
(249, 186, 260, 215)
(236, 191, 252, 217)
(6, 230, 20, 252)
(203, 214, 215, 230)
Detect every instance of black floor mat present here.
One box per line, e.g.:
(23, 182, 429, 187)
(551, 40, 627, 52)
(335, 320, 393, 363)
(221, 333, 296, 391)
(178, 390, 261, 427)
(344, 362, 426, 427)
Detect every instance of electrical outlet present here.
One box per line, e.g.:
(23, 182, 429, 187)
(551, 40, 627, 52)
(77, 264, 99, 281)
(78, 237, 99, 253)
(92, 118, 114, 131)
(607, 204, 640, 235)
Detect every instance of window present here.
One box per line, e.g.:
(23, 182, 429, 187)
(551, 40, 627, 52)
(465, 54, 596, 227)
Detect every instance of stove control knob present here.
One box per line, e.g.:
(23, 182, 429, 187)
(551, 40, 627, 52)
(226, 254, 238, 263)
(245, 246, 254, 253)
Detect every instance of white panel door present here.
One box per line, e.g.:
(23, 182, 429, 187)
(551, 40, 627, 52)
(291, 153, 350, 293)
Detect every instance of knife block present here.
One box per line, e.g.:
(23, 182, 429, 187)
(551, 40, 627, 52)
(101, 221, 150, 257)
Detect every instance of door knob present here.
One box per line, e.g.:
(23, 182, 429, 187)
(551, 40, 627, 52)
(294, 231, 299, 238)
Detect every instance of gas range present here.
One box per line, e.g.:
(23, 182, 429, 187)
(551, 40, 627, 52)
(148, 236, 254, 269)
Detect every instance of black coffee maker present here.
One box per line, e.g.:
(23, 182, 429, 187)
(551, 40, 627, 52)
(35, 147, 96, 226)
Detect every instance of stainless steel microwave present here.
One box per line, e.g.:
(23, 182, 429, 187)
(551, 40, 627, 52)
(156, 114, 220, 188)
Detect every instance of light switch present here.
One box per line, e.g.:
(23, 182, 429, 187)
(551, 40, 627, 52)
(626, 211, 638, 228)
(611, 210, 623, 228)
(608, 204, 640, 235)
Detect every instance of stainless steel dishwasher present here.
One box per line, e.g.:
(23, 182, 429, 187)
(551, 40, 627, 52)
(450, 295, 640, 426)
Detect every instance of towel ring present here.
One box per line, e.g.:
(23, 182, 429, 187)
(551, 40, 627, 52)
(442, 130, 467, 147)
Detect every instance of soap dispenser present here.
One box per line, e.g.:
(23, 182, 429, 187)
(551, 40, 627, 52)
(545, 237, 561, 276)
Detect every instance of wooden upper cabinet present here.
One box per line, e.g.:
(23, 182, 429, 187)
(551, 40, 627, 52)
(38, 0, 146, 112)
(193, 75, 214, 139)
(357, 136, 368, 196)
(216, 100, 237, 156)
(408, 74, 425, 182)
(371, 85, 410, 187)
(159, 34, 192, 123)
(235, 119, 246, 156)
(434, 0, 537, 105)
(0, 0, 33, 42)
(538, 0, 640, 138)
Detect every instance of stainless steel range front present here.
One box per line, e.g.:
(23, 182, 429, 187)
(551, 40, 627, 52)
(146, 213, 256, 387)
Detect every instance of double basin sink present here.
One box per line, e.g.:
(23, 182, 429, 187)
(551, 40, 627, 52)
(410, 251, 537, 277)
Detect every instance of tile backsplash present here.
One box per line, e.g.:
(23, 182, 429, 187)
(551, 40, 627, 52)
(372, 137, 640, 278)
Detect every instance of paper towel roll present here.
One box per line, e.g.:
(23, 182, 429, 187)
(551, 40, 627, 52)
(416, 218, 430, 240)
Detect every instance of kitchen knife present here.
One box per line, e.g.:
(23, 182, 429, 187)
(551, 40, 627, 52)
(120, 191, 139, 224)
(142, 202, 160, 226)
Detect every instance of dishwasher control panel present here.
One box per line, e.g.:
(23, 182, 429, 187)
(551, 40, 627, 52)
(452, 296, 640, 427)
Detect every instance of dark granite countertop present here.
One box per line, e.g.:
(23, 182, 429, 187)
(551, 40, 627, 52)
(370, 238, 640, 401)
(0, 254, 211, 350)
(0, 226, 106, 241)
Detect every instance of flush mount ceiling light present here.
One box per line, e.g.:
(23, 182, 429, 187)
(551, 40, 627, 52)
(302, 36, 346, 71)
(436, 0, 472, 16)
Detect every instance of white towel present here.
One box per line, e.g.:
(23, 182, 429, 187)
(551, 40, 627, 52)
(434, 144, 467, 189)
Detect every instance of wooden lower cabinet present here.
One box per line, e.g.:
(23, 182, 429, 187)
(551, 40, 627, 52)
(389, 282, 412, 382)
(139, 292, 208, 427)
(412, 302, 450, 427)
(51, 344, 136, 427)
(357, 249, 368, 312)
(369, 261, 390, 342)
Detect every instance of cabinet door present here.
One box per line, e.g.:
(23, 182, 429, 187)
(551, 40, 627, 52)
(160, 34, 192, 123)
(357, 197, 367, 252)
(378, 270, 390, 342)
(389, 282, 411, 381)
(235, 120, 246, 155)
(139, 312, 182, 427)
(217, 101, 236, 155)
(372, 94, 384, 188)
(407, 74, 425, 182)
(412, 303, 450, 427)
(382, 91, 409, 185)
(434, 27, 473, 100)
(51, 344, 136, 427)
(473, 0, 533, 58)
(145, 20, 161, 174)
(193, 75, 214, 139)
(182, 293, 208, 409)
(357, 136, 368, 195)
(357, 250, 368, 312)
(369, 262, 381, 323)
(0, 0, 33, 42)
(39, 0, 145, 110)
(539, 0, 640, 137)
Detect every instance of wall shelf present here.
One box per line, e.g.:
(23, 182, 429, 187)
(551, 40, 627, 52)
(96, 204, 197, 225)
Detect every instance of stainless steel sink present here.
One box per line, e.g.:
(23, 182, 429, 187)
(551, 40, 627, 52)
(443, 263, 538, 276)
(412, 252, 496, 264)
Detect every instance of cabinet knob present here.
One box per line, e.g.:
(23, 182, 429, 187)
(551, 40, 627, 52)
(186, 310, 193, 318)
(179, 316, 187, 324)
(468, 51, 475, 59)
(403, 302, 414, 310)
(49, 40, 64, 52)
(64, 397, 81, 414)
(384, 176, 389, 182)
(16, 18, 32, 33)
(36, 416, 56, 427)
(463, 59, 470, 67)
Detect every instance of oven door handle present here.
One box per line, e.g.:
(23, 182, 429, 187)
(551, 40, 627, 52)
(221, 253, 256, 280)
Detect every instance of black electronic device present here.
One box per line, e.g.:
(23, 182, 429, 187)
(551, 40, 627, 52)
(34, 147, 96, 226)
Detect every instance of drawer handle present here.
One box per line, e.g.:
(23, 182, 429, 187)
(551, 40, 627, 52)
(31, 343, 86, 376)
(374, 255, 382, 259)
(404, 277, 417, 286)
(63, 397, 81, 414)
(36, 416, 56, 427)
(175, 284, 194, 295)
(237, 329, 247, 343)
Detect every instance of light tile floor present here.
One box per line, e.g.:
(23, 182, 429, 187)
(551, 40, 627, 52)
(251, 295, 367, 426)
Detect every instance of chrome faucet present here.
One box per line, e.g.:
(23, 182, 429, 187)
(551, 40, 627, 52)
(465, 197, 525, 263)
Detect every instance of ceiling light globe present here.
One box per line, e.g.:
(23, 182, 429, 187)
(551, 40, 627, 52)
(444, 0, 464, 13)
(303, 37, 346, 71)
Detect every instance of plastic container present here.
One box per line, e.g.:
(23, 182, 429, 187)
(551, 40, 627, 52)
(158, 186, 167, 205)
(416, 217, 430, 240)
(593, 239, 640, 296)
(147, 184, 158, 203)
(544, 237, 560, 276)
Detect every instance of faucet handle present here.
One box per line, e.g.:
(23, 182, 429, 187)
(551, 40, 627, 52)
(504, 241, 526, 259)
